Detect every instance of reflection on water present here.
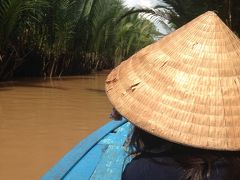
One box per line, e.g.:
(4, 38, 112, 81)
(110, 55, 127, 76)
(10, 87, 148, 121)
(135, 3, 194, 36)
(0, 73, 112, 180)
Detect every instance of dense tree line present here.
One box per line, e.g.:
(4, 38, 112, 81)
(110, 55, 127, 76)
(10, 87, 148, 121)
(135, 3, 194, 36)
(1, 0, 238, 81)
(151, 0, 239, 36)
(166, 0, 239, 35)
(0, 0, 159, 80)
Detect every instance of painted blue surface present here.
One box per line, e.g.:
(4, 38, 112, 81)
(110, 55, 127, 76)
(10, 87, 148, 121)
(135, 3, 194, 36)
(64, 144, 108, 180)
(99, 122, 132, 146)
(42, 119, 132, 180)
(90, 145, 130, 180)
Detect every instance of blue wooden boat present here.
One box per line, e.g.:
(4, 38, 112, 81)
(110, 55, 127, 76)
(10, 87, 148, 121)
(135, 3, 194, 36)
(42, 119, 132, 180)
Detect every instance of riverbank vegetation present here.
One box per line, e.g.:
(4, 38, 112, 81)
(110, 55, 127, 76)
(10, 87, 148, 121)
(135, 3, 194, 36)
(121, 0, 239, 37)
(0, 0, 239, 81)
(0, 0, 159, 80)
(159, 0, 239, 35)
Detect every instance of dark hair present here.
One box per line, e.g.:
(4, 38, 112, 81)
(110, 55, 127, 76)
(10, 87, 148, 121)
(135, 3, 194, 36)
(129, 126, 240, 180)
(110, 108, 122, 120)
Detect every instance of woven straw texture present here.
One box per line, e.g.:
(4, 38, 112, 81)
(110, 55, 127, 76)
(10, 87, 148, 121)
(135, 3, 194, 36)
(105, 11, 240, 151)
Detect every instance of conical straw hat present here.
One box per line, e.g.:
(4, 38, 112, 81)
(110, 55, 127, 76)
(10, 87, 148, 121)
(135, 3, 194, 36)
(105, 11, 240, 151)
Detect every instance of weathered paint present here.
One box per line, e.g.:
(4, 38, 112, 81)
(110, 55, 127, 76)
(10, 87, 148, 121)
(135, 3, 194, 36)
(42, 119, 132, 180)
(90, 145, 129, 180)
(99, 122, 132, 146)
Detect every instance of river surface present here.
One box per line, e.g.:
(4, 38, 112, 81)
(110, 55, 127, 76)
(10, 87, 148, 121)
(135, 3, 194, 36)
(0, 73, 113, 180)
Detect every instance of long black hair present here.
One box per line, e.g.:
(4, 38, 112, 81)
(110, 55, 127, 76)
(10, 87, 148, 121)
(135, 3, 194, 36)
(128, 126, 240, 180)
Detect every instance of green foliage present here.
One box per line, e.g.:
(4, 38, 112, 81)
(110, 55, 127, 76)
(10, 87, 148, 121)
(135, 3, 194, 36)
(126, 0, 239, 37)
(0, 0, 48, 79)
(0, 0, 159, 80)
(160, 0, 239, 35)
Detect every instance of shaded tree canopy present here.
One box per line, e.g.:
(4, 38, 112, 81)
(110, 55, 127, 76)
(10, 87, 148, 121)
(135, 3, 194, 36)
(160, 0, 239, 36)
(0, 0, 160, 80)
(1, 0, 238, 81)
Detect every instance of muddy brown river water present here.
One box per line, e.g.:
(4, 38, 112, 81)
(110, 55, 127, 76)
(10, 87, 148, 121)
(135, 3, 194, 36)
(0, 73, 112, 180)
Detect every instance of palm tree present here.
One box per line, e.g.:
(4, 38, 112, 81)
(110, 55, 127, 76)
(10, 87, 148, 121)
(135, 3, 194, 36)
(0, 0, 159, 80)
(123, 0, 239, 37)
(0, 0, 48, 80)
(159, 0, 239, 36)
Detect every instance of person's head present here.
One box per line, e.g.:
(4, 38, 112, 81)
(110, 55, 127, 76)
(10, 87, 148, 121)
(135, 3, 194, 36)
(106, 11, 240, 153)
(106, 11, 240, 180)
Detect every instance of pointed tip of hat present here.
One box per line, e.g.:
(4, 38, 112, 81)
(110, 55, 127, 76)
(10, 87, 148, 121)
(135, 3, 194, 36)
(166, 10, 237, 44)
(197, 11, 223, 25)
(203, 10, 220, 18)
(197, 11, 221, 22)
(204, 11, 218, 16)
